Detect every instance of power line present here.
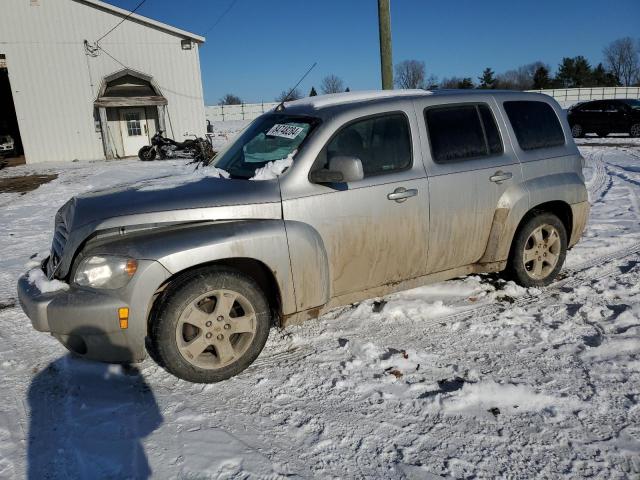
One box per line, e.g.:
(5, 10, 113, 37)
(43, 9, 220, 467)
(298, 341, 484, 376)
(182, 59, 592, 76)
(96, 0, 148, 44)
(203, 0, 239, 35)
(98, 45, 127, 69)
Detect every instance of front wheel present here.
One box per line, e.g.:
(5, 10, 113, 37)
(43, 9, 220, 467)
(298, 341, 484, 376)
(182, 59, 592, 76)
(571, 124, 584, 138)
(630, 123, 640, 138)
(138, 146, 156, 161)
(150, 267, 271, 383)
(505, 213, 567, 288)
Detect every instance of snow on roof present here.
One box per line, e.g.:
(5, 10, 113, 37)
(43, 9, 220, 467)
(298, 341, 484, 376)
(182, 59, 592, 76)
(78, 0, 205, 43)
(285, 89, 432, 109)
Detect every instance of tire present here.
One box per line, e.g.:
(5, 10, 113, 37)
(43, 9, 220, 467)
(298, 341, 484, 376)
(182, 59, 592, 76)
(138, 146, 156, 161)
(570, 124, 584, 138)
(150, 267, 271, 383)
(630, 123, 640, 138)
(505, 212, 567, 288)
(596, 131, 609, 138)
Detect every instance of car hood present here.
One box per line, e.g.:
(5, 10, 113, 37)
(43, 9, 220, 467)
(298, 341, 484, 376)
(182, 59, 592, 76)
(51, 174, 282, 278)
(70, 174, 282, 227)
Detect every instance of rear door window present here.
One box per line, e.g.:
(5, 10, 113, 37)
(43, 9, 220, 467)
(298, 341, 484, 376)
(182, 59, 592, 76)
(503, 101, 565, 151)
(425, 103, 503, 163)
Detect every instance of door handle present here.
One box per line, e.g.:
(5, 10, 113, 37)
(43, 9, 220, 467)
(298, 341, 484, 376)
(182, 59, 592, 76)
(489, 171, 513, 184)
(387, 187, 418, 203)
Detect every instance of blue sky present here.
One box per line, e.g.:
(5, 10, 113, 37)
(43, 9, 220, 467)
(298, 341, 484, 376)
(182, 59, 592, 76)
(107, 0, 640, 104)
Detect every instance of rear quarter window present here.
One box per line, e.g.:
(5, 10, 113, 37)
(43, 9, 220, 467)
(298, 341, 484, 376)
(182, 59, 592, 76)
(504, 101, 565, 151)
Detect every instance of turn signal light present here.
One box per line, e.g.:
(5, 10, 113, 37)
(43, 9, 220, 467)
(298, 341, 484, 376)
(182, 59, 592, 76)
(118, 307, 129, 329)
(124, 259, 138, 277)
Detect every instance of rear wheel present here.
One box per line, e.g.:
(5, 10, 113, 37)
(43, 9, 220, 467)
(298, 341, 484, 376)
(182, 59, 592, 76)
(138, 146, 156, 161)
(150, 267, 271, 383)
(571, 124, 584, 138)
(506, 212, 567, 287)
(631, 124, 640, 138)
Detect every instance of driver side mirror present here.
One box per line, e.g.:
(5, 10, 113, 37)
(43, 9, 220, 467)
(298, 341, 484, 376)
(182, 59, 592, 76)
(309, 155, 364, 184)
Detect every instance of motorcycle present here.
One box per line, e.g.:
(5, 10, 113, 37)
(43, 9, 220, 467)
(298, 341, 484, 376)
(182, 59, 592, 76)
(138, 130, 197, 161)
(188, 134, 217, 168)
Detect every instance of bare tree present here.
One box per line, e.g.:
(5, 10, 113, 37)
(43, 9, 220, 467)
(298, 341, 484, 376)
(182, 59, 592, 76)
(394, 60, 425, 89)
(496, 61, 547, 90)
(275, 88, 302, 102)
(320, 75, 345, 94)
(603, 37, 640, 86)
(424, 74, 439, 89)
(439, 77, 473, 89)
(440, 77, 462, 89)
(218, 93, 242, 105)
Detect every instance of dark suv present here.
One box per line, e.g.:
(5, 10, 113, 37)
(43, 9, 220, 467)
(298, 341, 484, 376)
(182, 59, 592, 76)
(567, 99, 640, 138)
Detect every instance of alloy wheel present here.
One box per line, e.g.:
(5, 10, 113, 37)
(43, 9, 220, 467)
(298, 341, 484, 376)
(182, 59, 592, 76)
(522, 224, 561, 280)
(175, 289, 257, 370)
(571, 124, 583, 138)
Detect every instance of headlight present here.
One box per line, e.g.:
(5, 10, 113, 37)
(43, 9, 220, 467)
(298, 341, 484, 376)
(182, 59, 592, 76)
(74, 255, 138, 289)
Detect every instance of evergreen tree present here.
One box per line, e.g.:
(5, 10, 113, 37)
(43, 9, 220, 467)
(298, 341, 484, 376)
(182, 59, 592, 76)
(478, 68, 496, 89)
(555, 57, 576, 87)
(555, 56, 593, 88)
(591, 63, 618, 87)
(532, 66, 552, 89)
(573, 56, 593, 87)
(345, 87, 350, 92)
(309, 86, 318, 97)
(457, 77, 474, 89)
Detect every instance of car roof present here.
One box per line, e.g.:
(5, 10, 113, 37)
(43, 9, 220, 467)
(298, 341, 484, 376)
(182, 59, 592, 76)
(279, 89, 548, 117)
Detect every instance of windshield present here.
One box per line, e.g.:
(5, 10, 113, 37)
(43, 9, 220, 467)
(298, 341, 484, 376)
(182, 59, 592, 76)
(214, 114, 319, 179)
(621, 99, 640, 110)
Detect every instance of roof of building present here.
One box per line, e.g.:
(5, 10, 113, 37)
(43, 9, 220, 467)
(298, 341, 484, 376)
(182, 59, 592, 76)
(78, 0, 206, 43)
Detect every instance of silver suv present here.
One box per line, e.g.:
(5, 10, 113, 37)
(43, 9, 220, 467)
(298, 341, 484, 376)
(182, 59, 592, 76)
(18, 90, 589, 383)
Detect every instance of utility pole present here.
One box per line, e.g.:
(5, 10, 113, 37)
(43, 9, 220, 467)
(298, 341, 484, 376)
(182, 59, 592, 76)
(377, 0, 393, 90)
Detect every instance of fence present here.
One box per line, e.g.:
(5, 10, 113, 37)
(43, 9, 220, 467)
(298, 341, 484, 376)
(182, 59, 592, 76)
(205, 102, 279, 122)
(205, 87, 640, 122)
(526, 86, 640, 108)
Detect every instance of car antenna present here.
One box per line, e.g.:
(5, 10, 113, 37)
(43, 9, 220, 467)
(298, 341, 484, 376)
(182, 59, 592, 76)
(275, 62, 318, 112)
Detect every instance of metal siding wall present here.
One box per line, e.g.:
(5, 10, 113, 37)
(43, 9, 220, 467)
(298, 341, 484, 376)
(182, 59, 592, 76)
(527, 87, 640, 108)
(0, 0, 205, 163)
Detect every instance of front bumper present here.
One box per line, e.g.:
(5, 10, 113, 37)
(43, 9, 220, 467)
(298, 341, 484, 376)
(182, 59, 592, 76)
(17, 259, 171, 363)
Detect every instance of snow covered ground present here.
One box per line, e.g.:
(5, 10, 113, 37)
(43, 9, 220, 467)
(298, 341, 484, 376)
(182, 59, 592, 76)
(0, 138, 639, 478)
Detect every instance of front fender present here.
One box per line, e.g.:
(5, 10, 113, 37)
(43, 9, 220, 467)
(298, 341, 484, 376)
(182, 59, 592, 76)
(284, 221, 330, 312)
(82, 220, 297, 315)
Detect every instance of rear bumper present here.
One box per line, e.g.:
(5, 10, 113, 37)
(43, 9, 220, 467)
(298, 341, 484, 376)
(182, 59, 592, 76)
(17, 259, 171, 363)
(569, 201, 590, 248)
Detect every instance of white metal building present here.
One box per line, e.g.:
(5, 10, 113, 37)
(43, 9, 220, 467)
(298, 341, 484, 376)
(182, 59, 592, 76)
(0, 0, 206, 163)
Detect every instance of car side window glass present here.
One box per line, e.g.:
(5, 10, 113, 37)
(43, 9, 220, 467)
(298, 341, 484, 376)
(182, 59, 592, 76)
(503, 101, 565, 151)
(478, 104, 503, 155)
(425, 104, 503, 163)
(324, 113, 412, 177)
(605, 102, 619, 112)
(581, 102, 600, 112)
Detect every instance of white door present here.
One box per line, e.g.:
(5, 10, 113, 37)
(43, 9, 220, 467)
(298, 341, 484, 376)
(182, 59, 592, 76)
(119, 108, 149, 157)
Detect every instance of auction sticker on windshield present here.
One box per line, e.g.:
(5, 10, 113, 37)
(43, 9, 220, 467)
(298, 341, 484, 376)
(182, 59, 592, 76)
(266, 124, 304, 139)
